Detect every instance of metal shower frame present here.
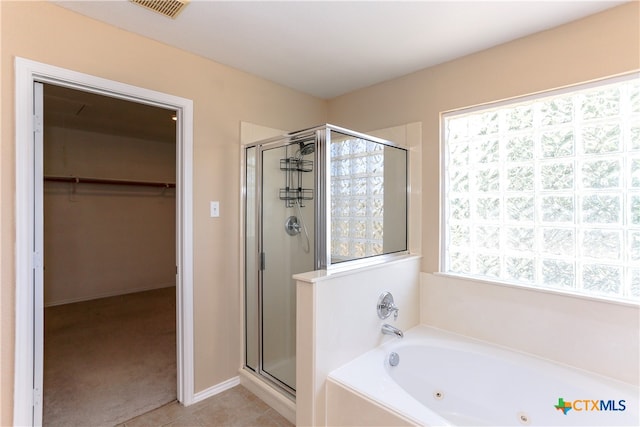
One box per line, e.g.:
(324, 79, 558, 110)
(242, 123, 409, 397)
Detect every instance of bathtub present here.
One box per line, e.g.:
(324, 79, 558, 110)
(328, 325, 639, 426)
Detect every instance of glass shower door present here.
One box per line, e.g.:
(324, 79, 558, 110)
(260, 143, 314, 391)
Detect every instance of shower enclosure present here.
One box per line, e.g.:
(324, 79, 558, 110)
(243, 124, 408, 396)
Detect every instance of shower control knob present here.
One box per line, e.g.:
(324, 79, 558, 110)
(377, 291, 399, 320)
(285, 216, 302, 236)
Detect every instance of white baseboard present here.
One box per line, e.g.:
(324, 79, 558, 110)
(239, 369, 296, 425)
(44, 282, 176, 307)
(192, 376, 241, 404)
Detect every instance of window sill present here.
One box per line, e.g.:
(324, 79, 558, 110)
(433, 272, 640, 308)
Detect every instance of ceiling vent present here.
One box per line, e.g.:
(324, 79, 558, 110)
(129, 0, 189, 19)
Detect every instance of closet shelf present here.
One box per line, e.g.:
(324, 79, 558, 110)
(44, 175, 176, 188)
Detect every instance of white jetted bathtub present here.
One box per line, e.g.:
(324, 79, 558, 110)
(328, 325, 639, 426)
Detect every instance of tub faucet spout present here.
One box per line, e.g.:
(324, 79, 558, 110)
(381, 323, 404, 339)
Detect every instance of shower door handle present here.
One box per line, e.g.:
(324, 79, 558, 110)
(260, 252, 266, 270)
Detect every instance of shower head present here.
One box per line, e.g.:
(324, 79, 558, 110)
(298, 142, 315, 156)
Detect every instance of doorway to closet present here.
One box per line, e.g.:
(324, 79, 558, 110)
(42, 83, 178, 426)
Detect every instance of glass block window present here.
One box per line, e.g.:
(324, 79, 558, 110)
(331, 136, 385, 260)
(442, 74, 640, 302)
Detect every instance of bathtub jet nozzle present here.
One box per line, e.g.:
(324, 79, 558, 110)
(389, 352, 400, 366)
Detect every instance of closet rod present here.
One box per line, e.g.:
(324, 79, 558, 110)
(44, 175, 176, 188)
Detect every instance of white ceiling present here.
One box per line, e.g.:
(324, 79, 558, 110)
(54, 0, 627, 99)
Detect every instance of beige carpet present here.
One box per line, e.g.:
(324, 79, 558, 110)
(44, 287, 177, 427)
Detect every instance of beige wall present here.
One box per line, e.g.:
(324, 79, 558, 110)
(43, 126, 176, 305)
(0, 2, 327, 423)
(329, 1, 640, 273)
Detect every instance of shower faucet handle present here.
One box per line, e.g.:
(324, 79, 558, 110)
(390, 304, 399, 320)
(377, 292, 399, 320)
(285, 216, 301, 236)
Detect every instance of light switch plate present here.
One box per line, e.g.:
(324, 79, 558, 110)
(210, 201, 220, 217)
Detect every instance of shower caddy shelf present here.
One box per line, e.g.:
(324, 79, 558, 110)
(279, 157, 312, 173)
(279, 157, 313, 207)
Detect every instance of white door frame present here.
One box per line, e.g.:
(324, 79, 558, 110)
(13, 57, 195, 426)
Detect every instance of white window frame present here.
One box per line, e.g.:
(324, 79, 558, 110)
(440, 72, 640, 304)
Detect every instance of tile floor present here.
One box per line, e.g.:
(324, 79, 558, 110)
(122, 385, 294, 427)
